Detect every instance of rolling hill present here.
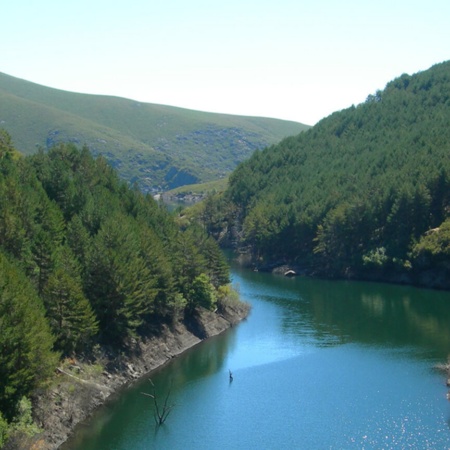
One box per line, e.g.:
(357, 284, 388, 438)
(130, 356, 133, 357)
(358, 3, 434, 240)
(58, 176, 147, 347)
(0, 72, 308, 192)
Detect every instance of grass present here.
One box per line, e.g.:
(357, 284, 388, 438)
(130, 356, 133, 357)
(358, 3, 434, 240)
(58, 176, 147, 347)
(0, 72, 310, 192)
(166, 177, 229, 196)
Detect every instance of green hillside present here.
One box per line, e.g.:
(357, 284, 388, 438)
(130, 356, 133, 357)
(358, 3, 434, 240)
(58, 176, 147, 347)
(0, 136, 246, 444)
(204, 61, 450, 288)
(0, 72, 308, 192)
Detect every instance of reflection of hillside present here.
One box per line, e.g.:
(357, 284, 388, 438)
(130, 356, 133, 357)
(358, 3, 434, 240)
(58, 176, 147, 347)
(152, 327, 239, 392)
(63, 328, 240, 449)
(307, 281, 450, 355)
(401, 297, 450, 351)
(236, 268, 450, 357)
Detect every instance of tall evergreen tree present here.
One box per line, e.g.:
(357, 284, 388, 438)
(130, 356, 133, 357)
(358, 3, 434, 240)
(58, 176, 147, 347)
(42, 246, 98, 354)
(85, 214, 152, 343)
(0, 252, 57, 420)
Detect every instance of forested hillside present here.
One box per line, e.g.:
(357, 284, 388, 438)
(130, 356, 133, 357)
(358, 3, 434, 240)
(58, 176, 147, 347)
(0, 131, 235, 446)
(202, 61, 450, 287)
(0, 72, 308, 192)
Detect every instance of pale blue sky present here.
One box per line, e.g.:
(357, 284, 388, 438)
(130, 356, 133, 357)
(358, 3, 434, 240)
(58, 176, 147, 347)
(2, 0, 449, 124)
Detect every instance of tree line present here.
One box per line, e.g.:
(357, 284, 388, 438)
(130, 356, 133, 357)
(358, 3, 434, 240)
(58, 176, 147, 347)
(196, 61, 450, 284)
(0, 132, 231, 442)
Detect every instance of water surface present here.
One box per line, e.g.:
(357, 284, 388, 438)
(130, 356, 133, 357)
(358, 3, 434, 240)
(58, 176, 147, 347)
(64, 268, 450, 449)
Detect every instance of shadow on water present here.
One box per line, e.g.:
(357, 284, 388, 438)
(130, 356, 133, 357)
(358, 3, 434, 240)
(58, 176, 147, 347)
(233, 265, 450, 359)
(62, 326, 240, 450)
(64, 264, 450, 449)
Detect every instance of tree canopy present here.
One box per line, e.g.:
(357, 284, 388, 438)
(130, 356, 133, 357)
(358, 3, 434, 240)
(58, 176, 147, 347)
(206, 61, 450, 283)
(0, 136, 232, 432)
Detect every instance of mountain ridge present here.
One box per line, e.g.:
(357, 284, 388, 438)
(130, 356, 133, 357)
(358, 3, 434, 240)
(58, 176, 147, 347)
(0, 72, 308, 191)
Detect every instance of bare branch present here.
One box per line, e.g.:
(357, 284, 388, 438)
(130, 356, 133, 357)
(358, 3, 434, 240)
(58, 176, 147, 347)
(141, 378, 176, 426)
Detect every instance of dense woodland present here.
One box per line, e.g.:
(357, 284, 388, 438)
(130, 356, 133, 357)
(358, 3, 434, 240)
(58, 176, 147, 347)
(0, 133, 232, 445)
(197, 61, 450, 285)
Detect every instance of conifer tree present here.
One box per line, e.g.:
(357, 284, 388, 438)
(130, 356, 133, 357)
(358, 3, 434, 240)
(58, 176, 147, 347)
(85, 214, 152, 342)
(138, 225, 177, 318)
(0, 252, 57, 420)
(201, 236, 230, 288)
(42, 246, 98, 354)
(66, 214, 91, 270)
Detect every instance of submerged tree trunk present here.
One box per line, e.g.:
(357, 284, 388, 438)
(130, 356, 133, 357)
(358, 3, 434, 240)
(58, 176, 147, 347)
(141, 379, 175, 426)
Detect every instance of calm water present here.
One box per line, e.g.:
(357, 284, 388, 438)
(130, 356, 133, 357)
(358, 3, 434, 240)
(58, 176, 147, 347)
(64, 267, 450, 449)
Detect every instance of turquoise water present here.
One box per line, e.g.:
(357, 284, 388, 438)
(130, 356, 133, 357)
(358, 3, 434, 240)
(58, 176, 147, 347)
(64, 268, 450, 449)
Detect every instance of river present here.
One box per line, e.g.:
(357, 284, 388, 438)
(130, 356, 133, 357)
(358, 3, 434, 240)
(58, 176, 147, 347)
(63, 266, 450, 449)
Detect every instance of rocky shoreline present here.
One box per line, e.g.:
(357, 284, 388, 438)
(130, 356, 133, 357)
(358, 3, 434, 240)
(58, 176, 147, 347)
(20, 304, 249, 450)
(244, 255, 450, 291)
(434, 361, 450, 401)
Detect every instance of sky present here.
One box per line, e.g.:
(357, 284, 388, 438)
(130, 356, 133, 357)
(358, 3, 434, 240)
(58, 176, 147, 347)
(2, 0, 449, 125)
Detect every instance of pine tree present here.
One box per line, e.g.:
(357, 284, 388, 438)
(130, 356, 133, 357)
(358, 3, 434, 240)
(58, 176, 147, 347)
(138, 225, 176, 318)
(85, 215, 151, 343)
(66, 214, 91, 270)
(0, 251, 57, 421)
(201, 236, 230, 288)
(42, 246, 98, 354)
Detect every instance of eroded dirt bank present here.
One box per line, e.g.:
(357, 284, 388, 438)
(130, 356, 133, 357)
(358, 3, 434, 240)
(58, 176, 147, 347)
(22, 304, 249, 450)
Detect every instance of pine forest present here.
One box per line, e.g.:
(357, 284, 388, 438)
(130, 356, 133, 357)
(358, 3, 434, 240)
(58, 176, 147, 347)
(0, 134, 233, 443)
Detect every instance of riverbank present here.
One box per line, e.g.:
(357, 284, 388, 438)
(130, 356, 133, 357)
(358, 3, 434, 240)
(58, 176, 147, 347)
(243, 255, 450, 291)
(41, 266, 450, 449)
(20, 303, 249, 450)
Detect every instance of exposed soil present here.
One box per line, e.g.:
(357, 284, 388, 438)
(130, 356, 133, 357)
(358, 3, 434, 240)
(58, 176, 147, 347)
(20, 304, 249, 450)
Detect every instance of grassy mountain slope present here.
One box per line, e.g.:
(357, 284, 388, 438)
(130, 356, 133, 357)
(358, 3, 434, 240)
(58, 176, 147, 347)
(213, 60, 450, 287)
(0, 72, 308, 191)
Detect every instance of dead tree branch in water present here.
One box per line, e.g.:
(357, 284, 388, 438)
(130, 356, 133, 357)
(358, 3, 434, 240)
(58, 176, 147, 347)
(141, 379, 175, 426)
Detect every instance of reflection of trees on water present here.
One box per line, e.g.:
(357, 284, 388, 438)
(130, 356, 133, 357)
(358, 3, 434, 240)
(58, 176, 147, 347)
(308, 282, 450, 355)
(239, 269, 450, 357)
(151, 326, 239, 393)
(63, 328, 240, 449)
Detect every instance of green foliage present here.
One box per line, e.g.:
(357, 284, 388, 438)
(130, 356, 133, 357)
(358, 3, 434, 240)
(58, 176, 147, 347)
(0, 71, 308, 192)
(9, 397, 41, 437)
(0, 129, 15, 161)
(362, 247, 389, 269)
(216, 61, 450, 279)
(0, 132, 237, 428)
(216, 284, 240, 309)
(411, 219, 450, 269)
(165, 229, 201, 295)
(188, 274, 217, 311)
(165, 293, 188, 320)
(165, 176, 229, 197)
(0, 397, 42, 449)
(42, 247, 98, 354)
(0, 251, 57, 421)
(85, 213, 154, 342)
(201, 237, 231, 287)
(0, 412, 8, 448)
